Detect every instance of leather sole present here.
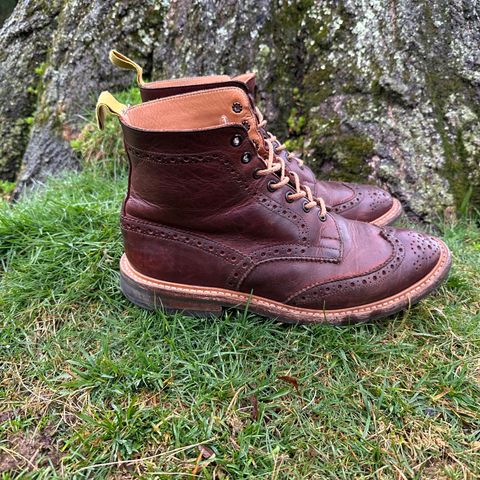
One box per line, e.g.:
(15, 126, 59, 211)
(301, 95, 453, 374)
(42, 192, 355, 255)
(371, 198, 403, 227)
(119, 239, 451, 325)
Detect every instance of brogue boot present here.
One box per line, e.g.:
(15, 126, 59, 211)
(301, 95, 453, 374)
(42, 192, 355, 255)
(96, 86, 451, 324)
(109, 50, 403, 226)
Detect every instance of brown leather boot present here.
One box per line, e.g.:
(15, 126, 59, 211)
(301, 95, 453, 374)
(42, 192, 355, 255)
(96, 87, 450, 325)
(109, 50, 403, 226)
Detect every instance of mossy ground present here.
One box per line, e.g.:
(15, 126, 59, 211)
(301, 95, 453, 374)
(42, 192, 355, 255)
(0, 89, 479, 478)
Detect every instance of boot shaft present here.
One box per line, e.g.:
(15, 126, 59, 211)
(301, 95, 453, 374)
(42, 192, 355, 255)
(120, 87, 284, 238)
(141, 73, 256, 102)
(108, 50, 318, 186)
(96, 87, 338, 247)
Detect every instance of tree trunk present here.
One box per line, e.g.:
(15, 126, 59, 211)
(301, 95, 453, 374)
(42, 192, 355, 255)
(1, 0, 479, 220)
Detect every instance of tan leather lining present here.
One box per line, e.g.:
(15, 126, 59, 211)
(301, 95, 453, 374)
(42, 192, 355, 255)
(147, 75, 231, 89)
(124, 87, 263, 146)
(233, 72, 256, 83)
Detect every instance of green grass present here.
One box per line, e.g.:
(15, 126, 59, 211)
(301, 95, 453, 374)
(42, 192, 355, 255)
(1, 98, 480, 479)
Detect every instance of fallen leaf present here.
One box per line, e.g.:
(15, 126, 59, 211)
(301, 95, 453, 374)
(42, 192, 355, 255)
(198, 444, 215, 459)
(278, 375, 300, 393)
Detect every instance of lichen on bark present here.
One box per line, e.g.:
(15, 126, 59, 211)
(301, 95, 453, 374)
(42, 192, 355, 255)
(292, 0, 480, 219)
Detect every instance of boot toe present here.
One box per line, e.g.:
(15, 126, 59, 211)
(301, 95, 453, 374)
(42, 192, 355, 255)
(330, 183, 395, 224)
(287, 226, 447, 311)
(391, 228, 442, 286)
(346, 183, 394, 222)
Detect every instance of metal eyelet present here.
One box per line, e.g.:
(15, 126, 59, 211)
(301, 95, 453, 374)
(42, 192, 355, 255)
(267, 180, 277, 192)
(302, 201, 311, 213)
(285, 191, 294, 203)
(318, 212, 327, 222)
(253, 169, 262, 179)
(241, 152, 252, 164)
(232, 102, 243, 113)
(231, 134, 243, 147)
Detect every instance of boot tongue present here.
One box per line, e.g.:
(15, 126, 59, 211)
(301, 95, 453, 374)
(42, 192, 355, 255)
(231, 75, 312, 187)
(231, 75, 291, 167)
(232, 72, 256, 97)
(231, 73, 273, 153)
(232, 73, 270, 139)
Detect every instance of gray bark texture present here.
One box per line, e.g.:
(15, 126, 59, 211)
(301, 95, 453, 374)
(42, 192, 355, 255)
(0, 0, 479, 221)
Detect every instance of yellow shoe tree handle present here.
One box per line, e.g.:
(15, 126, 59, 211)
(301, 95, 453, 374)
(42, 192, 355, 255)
(109, 49, 144, 86)
(96, 91, 127, 130)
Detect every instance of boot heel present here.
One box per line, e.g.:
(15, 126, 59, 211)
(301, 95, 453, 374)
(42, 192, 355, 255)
(120, 267, 223, 317)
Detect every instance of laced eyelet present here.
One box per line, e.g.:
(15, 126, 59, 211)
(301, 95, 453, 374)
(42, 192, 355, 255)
(241, 152, 252, 164)
(302, 201, 311, 213)
(232, 102, 243, 113)
(267, 180, 277, 192)
(231, 134, 243, 147)
(242, 120, 250, 131)
(318, 212, 327, 222)
(285, 191, 294, 203)
(253, 169, 262, 179)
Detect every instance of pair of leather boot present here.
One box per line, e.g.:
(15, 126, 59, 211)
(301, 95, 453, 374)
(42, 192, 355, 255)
(95, 50, 451, 324)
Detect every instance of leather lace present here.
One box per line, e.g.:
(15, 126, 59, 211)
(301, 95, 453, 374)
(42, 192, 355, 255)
(255, 106, 304, 167)
(254, 107, 327, 218)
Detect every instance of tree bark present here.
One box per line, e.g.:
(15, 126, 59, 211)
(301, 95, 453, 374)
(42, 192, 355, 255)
(1, 0, 479, 220)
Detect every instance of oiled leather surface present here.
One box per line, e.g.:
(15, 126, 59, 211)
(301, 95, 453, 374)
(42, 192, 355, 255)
(120, 121, 441, 309)
(139, 75, 394, 222)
